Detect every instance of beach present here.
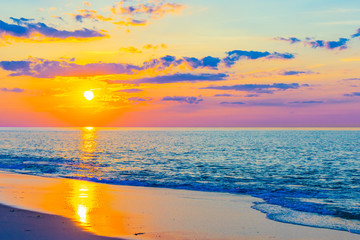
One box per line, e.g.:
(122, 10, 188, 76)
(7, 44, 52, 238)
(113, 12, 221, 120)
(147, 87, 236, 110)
(0, 172, 358, 240)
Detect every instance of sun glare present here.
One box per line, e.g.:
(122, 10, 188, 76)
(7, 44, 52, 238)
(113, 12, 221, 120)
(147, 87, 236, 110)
(84, 91, 94, 101)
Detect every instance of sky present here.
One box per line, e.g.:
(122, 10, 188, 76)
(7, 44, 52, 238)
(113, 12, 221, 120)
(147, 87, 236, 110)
(0, 0, 360, 127)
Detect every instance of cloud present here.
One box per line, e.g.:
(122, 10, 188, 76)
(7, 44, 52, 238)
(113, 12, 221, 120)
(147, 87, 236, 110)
(111, 0, 185, 19)
(143, 55, 221, 70)
(143, 50, 294, 70)
(351, 28, 360, 38)
(203, 83, 304, 94)
(119, 46, 142, 53)
(0, 87, 24, 93)
(276, 36, 350, 50)
(115, 73, 228, 84)
(67, 0, 184, 28)
(70, 9, 113, 23)
(220, 101, 245, 105)
(0, 58, 139, 78)
(118, 88, 143, 93)
(0, 61, 30, 71)
(280, 70, 314, 76)
(0, 49, 296, 78)
(289, 100, 324, 104)
(0, 18, 106, 41)
(143, 43, 167, 50)
(162, 96, 203, 104)
(305, 38, 349, 50)
(183, 56, 221, 69)
(113, 19, 148, 26)
(343, 78, 360, 81)
(214, 94, 232, 97)
(273, 37, 301, 44)
(223, 50, 295, 67)
(10, 17, 34, 25)
(245, 94, 259, 97)
(128, 97, 150, 102)
(344, 92, 360, 97)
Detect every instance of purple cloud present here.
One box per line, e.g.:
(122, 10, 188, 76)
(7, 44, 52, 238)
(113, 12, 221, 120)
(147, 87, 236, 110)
(289, 100, 324, 104)
(128, 97, 150, 102)
(214, 94, 232, 97)
(223, 50, 295, 67)
(274, 37, 301, 44)
(276, 35, 350, 50)
(124, 73, 228, 84)
(0, 87, 24, 93)
(280, 70, 314, 76)
(203, 83, 304, 94)
(143, 55, 222, 70)
(351, 28, 360, 38)
(162, 96, 203, 104)
(220, 101, 245, 105)
(306, 38, 349, 50)
(118, 89, 143, 93)
(0, 49, 296, 78)
(0, 59, 140, 78)
(0, 18, 106, 40)
(344, 92, 360, 97)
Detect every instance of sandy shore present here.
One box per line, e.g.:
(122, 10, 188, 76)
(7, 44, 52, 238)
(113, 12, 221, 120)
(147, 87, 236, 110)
(0, 203, 123, 240)
(0, 172, 358, 240)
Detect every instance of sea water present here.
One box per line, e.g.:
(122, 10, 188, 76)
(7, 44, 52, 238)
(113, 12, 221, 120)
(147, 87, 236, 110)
(0, 127, 359, 233)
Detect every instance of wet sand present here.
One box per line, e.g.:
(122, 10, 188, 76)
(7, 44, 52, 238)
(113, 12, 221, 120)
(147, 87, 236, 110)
(0, 172, 358, 240)
(0, 203, 123, 240)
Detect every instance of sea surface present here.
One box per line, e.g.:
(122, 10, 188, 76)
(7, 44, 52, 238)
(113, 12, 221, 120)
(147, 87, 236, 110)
(0, 127, 359, 233)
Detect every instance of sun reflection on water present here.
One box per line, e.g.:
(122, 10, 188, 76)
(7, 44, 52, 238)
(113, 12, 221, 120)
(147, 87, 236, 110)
(76, 127, 103, 178)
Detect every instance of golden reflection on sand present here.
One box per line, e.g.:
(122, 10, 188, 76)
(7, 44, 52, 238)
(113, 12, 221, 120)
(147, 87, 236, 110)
(70, 181, 94, 229)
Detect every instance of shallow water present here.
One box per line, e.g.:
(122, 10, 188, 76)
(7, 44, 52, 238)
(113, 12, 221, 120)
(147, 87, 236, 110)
(0, 127, 359, 233)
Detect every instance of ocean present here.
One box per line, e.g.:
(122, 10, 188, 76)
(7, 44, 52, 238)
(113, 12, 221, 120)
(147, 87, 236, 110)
(0, 127, 359, 234)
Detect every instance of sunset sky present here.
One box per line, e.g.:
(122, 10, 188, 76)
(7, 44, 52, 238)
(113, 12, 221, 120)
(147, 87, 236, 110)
(1, 0, 360, 127)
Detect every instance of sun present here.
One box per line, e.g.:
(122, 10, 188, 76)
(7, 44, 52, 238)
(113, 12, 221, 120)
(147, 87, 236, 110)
(84, 91, 94, 101)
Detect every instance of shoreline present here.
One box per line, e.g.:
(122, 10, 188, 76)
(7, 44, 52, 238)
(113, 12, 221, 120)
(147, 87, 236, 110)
(0, 172, 358, 240)
(0, 203, 123, 240)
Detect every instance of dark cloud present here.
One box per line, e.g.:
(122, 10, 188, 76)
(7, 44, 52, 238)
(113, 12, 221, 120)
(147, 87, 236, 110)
(245, 94, 259, 97)
(214, 94, 232, 97)
(280, 70, 314, 76)
(143, 55, 221, 70)
(118, 89, 143, 93)
(0, 49, 296, 78)
(274, 37, 301, 44)
(10, 17, 34, 25)
(343, 78, 360, 81)
(126, 73, 228, 84)
(248, 102, 286, 106)
(0, 18, 106, 40)
(203, 83, 304, 94)
(162, 96, 203, 104)
(289, 100, 324, 104)
(0, 61, 30, 71)
(0, 87, 24, 93)
(220, 101, 245, 105)
(143, 50, 294, 70)
(128, 97, 150, 102)
(344, 92, 360, 97)
(0, 59, 140, 78)
(276, 36, 350, 50)
(351, 28, 360, 38)
(306, 38, 349, 50)
(223, 50, 295, 67)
